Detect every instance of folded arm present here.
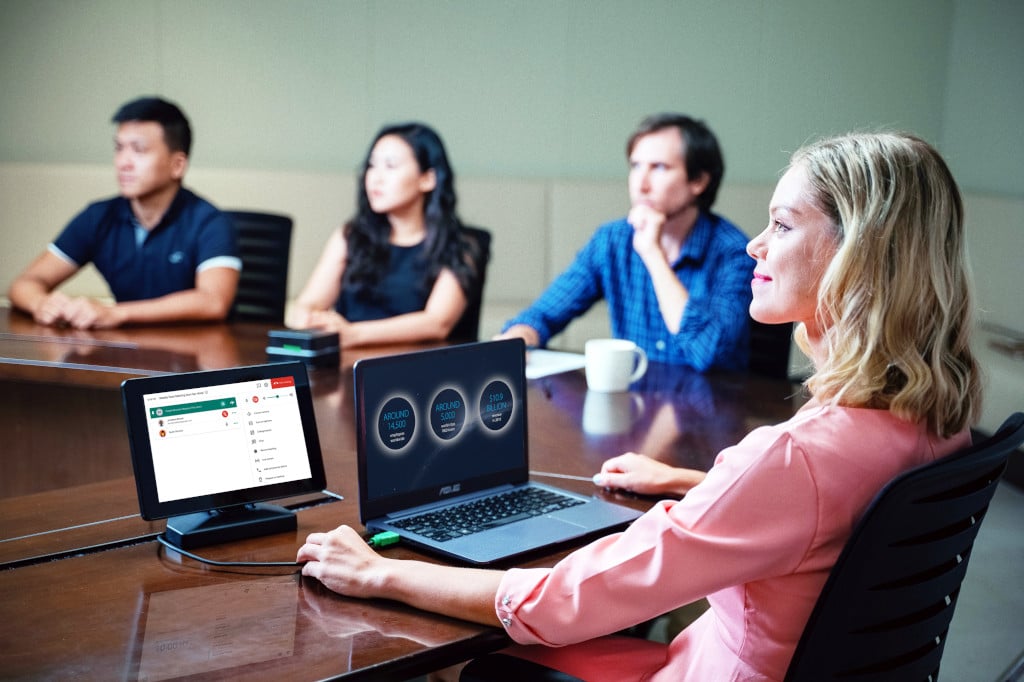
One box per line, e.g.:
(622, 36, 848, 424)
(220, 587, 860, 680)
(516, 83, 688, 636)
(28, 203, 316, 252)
(9, 248, 239, 328)
(8, 250, 80, 325)
(87, 265, 239, 328)
(304, 269, 467, 347)
(629, 205, 690, 334)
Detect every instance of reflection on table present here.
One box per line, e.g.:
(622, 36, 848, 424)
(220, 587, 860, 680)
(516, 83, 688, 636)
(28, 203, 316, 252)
(132, 579, 300, 680)
(529, 364, 803, 478)
(0, 311, 806, 679)
(0, 499, 510, 681)
(0, 306, 260, 386)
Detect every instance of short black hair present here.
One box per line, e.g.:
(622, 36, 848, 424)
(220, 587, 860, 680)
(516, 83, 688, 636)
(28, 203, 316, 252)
(112, 97, 192, 156)
(626, 113, 725, 212)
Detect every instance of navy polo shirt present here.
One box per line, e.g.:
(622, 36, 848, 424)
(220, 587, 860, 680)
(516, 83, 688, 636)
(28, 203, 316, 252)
(50, 188, 240, 302)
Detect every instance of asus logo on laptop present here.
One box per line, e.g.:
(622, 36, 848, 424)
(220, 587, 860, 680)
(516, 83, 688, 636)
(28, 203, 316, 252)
(439, 483, 462, 496)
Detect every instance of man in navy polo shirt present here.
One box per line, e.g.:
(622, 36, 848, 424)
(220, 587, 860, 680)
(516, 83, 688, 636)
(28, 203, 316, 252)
(8, 97, 241, 329)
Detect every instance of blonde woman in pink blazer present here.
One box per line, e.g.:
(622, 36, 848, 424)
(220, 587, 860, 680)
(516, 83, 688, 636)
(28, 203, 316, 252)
(298, 133, 981, 682)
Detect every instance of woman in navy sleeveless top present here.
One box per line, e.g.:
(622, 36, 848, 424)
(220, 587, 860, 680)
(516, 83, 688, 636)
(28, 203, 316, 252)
(288, 123, 480, 347)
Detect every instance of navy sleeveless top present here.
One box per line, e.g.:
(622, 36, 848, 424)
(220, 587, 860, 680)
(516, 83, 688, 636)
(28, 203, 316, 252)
(335, 241, 432, 321)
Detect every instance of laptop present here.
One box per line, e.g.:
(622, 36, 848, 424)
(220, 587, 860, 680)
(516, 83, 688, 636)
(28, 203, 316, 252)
(353, 338, 642, 565)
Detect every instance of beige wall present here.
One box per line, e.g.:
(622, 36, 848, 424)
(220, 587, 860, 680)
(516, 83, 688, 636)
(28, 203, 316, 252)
(0, 0, 971, 180)
(1, 0, 1021, 429)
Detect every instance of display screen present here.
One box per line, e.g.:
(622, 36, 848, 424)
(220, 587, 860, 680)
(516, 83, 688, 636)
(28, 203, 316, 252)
(353, 338, 528, 521)
(123, 361, 326, 520)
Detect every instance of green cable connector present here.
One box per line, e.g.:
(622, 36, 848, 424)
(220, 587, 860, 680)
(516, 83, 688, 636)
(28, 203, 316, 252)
(367, 530, 401, 548)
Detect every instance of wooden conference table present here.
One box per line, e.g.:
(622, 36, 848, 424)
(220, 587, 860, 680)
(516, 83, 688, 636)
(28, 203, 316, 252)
(0, 307, 804, 680)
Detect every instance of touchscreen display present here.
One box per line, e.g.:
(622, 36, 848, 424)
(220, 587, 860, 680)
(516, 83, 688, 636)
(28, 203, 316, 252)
(143, 374, 312, 503)
(123, 361, 326, 522)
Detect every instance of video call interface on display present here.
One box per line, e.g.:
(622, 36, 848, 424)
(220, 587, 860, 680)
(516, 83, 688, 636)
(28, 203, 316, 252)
(123, 362, 325, 522)
(146, 377, 309, 501)
(355, 339, 526, 511)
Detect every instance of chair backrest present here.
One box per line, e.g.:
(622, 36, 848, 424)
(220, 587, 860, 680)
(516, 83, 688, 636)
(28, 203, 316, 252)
(225, 210, 294, 324)
(448, 226, 492, 342)
(748, 319, 793, 379)
(784, 411, 1024, 682)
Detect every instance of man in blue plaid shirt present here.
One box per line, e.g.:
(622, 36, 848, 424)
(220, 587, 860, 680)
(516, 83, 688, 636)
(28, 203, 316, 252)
(498, 113, 753, 371)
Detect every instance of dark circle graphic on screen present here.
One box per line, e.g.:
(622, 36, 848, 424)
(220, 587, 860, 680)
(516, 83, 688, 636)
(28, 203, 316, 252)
(479, 380, 514, 431)
(378, 397, 415, 451)
(430, 388, 466, 440)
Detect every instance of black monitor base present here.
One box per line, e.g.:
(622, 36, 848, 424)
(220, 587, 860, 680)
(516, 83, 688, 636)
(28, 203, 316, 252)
(164, 503, 296, 550)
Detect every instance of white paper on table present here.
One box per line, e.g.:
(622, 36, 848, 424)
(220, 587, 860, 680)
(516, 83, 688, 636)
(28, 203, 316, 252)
(525, 349, 586, 379)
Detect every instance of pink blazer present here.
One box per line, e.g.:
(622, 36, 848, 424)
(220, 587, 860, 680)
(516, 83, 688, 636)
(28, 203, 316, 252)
(495, 402, 970, 681)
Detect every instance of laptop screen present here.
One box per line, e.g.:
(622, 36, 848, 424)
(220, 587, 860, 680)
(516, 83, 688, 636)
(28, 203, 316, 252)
(354, 339, 528, 522)
(123, 361, 326, 520)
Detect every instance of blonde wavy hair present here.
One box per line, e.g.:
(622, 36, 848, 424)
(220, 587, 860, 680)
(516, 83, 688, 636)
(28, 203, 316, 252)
(793, 133, 980, 437)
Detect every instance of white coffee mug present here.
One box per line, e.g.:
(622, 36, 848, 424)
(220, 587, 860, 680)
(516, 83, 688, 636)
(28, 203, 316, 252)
(584, 339, 648, 392)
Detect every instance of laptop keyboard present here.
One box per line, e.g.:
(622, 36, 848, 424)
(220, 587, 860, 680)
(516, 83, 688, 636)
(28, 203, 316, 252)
(391, 487, 585, 542)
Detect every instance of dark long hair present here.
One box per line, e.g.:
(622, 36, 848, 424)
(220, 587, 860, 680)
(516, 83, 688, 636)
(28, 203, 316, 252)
(342, 122, 474, 298)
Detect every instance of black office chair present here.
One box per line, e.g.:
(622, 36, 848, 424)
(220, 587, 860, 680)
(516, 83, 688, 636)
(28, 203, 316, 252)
(225, 210, 294, 324)
(747, 318, 793, 379)
(784, 411, 1024, 682)
(448, 226, 492, 342)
